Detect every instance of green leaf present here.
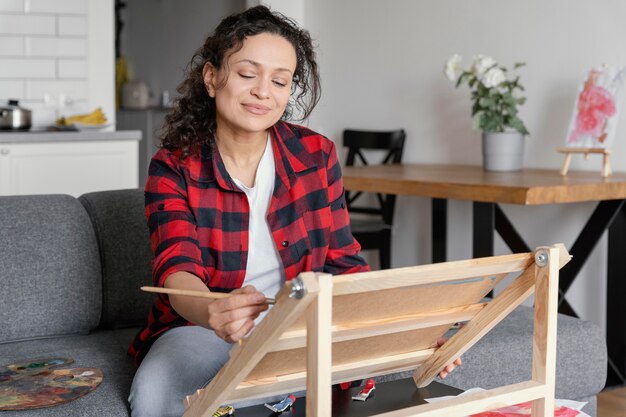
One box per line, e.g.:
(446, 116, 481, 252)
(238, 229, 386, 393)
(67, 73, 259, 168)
(455, 73, 465, 88)
(479, 97, 497, 109)
(507, 116, 529, 135)
(472, 112, 482, 130)
(481, 112, 504, 132)
(505, 104, 518, 116)
(471, 101, 482, 116)
(503, 95, 516, 106)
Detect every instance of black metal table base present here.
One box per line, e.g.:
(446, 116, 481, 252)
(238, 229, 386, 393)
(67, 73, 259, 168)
(431, 198, 626, 387)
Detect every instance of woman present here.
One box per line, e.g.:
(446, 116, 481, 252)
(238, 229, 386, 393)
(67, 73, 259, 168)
(128, 6, 458, 416)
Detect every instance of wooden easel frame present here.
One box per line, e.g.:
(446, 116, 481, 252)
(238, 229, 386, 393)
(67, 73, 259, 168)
(558, 147, 612, 177)
(183, 244, 570, 417)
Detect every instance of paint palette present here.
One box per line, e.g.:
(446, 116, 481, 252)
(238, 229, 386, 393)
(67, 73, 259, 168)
(0, 358, 103, 411)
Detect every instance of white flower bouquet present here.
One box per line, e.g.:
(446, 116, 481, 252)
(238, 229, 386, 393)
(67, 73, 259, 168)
(445, 54, 529, 135)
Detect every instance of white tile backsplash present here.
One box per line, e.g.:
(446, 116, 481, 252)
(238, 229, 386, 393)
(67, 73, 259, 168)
(0, 0, 23, 13)
(0, 14, 55, 35)
(26, 37, 87, 57)
(0, 36, 23, 56)
(27, 0, 87, 15)
(0, 80, 24, 99)
(0, 58, 55, 78)
(58, 59, 87, 78)
(56, 99, 89, 117)
(0, 0, 106, 127)
(26, 80, 87, 100)
(20, 100, 59, 125)
(58, 16, 87, 36)
(27, 99, 91, 126)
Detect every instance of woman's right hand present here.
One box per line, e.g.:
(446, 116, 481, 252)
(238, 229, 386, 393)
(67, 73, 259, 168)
(206, 285, 269, 343)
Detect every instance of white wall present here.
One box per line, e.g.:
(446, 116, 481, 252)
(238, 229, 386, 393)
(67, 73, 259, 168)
(255, 0, 305, 26)
(297, 0, 626, 332)
(0, 0, 114, 127)
(88, 0, 114, 127)
(4, 0, 616, 331)
(120, 0, 244, 107)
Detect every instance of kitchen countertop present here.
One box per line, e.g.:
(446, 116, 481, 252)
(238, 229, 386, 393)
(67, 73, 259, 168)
(0, 129, 142, 144)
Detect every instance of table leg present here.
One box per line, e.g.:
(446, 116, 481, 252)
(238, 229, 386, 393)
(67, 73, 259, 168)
(494, 205, 531, 253)
(432, 198, 447, 263)
(473, 202, 495, 258)
(607, 201, 626, 386)
(558, 200, 625, 317)
(469, 199, 626, 387)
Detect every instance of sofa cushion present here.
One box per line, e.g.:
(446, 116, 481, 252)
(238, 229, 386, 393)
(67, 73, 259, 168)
(439, 307, 607, 400)
(79, 189, 153, 329)
(377, 305, 606, 417)
(0, 328, 138, 417)
(0, 194, 101, 344)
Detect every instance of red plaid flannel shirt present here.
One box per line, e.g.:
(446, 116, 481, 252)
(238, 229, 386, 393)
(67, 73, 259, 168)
(129, 121, 370, 364)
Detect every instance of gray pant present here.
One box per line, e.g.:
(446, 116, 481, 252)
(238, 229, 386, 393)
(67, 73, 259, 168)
(128, 326, 232, 417)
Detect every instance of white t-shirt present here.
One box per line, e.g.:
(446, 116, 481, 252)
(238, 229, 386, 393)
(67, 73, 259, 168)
(232, 137, 285, 301)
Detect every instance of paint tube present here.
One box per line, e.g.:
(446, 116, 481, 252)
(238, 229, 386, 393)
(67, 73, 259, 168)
(264, 394, 296, 412)
(352, 379, 376, 401)
(211, 405, 234, 417)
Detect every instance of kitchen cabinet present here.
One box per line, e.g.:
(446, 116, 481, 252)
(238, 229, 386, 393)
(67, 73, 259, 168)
(0, 132, 140, 197)
(116, 108, 167, 187)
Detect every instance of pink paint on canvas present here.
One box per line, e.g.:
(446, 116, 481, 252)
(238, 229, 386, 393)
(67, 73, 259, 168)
(470, 400, 583, 417)
(566, 66, 625, 148)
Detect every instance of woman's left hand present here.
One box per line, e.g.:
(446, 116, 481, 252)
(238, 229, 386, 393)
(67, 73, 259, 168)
(434, 337, 462, 379)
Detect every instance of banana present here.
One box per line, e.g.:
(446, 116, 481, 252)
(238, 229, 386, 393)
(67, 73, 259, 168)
(56, 108, 107, 126)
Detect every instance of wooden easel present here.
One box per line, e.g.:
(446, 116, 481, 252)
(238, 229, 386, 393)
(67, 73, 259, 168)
(558, 147, 612, 177)
(183, 244, 570, 417)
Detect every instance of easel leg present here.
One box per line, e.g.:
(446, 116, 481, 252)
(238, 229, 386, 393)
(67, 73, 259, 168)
(531, 247, 559, 416)
(560, 153, 572, 176)
(306, 274, 333, 417)
(602, 154, 612, 177)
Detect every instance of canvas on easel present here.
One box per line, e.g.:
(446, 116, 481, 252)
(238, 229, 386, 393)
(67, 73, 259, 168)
(559, 65, 626, 177)
(182, 244, 570, 417)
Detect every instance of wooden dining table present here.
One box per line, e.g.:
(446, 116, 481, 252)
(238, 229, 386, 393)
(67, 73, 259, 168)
(343, 163, 626, 387)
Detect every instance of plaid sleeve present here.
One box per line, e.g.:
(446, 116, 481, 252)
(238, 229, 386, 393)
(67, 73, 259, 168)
(144, 150, 210, 287)
(324, 141, 370, 275)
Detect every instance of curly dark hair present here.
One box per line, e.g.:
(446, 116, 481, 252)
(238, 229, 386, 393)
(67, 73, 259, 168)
(160, 5, 321, 158)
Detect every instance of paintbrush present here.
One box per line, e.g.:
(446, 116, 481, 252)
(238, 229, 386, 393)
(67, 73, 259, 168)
(140, 286, 276, 305)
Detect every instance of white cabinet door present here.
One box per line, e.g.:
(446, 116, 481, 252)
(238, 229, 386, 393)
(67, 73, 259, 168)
(0, 140, 139, 197)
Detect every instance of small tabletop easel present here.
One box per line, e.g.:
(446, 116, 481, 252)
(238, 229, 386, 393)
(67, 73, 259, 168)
(558, 147, 612, 177)
(182, 244, 570, 417)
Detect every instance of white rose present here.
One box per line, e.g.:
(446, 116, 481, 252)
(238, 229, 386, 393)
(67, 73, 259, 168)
(444, 54, 463, 81)
(472, 55, 496, 77)
(483, 67, 506, 88)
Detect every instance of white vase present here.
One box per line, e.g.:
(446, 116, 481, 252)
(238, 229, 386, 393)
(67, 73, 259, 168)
(481, 131, 525, 172)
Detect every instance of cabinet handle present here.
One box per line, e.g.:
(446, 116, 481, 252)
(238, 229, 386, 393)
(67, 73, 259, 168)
(0, 148, 9, 156)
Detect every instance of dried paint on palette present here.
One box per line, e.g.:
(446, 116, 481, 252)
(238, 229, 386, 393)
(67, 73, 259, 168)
(0, 358, 103, 411)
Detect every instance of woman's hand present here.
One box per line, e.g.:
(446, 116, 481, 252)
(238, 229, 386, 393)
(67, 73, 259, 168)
(434, 337, 462, 379)
(206, 285, 269, 343)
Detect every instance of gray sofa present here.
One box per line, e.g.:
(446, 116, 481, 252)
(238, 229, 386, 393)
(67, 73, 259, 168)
(0, 189, 607, 416)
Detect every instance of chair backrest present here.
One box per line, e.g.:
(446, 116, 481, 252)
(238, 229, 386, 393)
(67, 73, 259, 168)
(343, 129, 406, 225)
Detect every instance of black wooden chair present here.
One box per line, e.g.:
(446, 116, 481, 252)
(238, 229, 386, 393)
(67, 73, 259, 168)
(343, 129, 406, 270)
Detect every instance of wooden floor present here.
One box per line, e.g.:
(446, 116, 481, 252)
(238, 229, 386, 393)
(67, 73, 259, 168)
(598, 385, 626, 417)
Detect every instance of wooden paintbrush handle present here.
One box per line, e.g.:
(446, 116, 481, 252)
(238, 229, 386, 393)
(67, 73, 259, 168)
(140, 286, 276, 304)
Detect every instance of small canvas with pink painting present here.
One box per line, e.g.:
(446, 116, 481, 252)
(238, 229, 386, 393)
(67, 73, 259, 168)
(566, 65, 625, 149)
